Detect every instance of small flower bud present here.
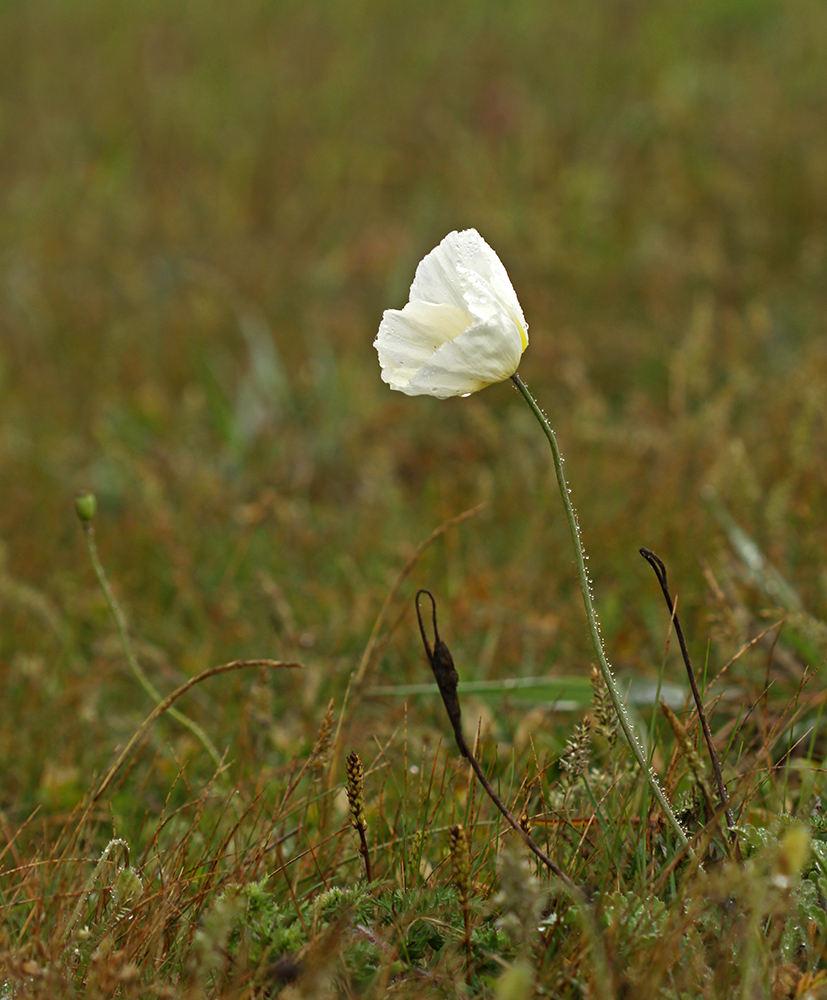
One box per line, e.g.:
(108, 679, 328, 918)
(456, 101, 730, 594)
(494, 958, 535, 1000)
(75, 492, 97, 522)
(776, 822, 810, 879)
(112, 866, 143, 908)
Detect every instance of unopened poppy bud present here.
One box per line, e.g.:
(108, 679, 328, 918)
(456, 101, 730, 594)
(113, 866, 143, 907)
(75, 492, 97, 522)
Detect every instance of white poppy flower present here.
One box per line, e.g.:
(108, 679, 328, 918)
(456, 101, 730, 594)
(374, 229, 529, 398)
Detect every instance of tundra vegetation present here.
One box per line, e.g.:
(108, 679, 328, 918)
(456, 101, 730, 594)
(1, 0, 827, 996)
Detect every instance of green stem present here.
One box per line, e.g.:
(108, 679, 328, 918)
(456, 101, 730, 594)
(82, 522, 221, 768)
(511, 373, 691, 854)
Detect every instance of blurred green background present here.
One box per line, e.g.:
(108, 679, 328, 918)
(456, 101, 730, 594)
(2, 0, 826, 807)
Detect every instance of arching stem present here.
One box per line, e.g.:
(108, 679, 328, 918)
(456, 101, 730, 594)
(510, 373, 692, 855)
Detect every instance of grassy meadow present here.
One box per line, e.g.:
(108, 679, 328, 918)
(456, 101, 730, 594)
(2, 0, 827, 995)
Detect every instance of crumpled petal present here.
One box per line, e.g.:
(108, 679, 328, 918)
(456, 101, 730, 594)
(410, 230, 527, 343)
(374, 229, 529, 398)
(376, 301, 471, 395)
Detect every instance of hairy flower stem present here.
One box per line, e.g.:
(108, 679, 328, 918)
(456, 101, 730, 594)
(511, 373, 692, 855)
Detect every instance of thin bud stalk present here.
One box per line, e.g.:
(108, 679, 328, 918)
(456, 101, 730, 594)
(79, 513, 221, 767)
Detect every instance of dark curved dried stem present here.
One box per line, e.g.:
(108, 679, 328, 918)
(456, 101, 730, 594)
(415, 590, 582, 894)
(639, 548, 740, 856)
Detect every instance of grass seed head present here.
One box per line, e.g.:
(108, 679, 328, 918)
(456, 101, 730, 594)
(346, 750, 367, 833)
(495, 842, 545, 949)
(312, 698, 336, 773)
(590, 666, 619, 747)
(560, 718, 592, 783)
(449, 825, 472, 904)
(661, 701, 710, 795)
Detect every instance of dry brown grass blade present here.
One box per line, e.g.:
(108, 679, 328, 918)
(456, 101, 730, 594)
(79, 659, 301, 818)
(353, 502, 487, 687)
(705, 620, 788, 694)
(40, 659, 304, 952)
(729, 666, 822, 810)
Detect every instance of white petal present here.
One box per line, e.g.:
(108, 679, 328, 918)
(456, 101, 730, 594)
(407, 233, 473, 313)
(374, 229, 529, 398)
(406, 317, 524, 398)
(374, 300, 471, 395)
(410, 229, 528, 350)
